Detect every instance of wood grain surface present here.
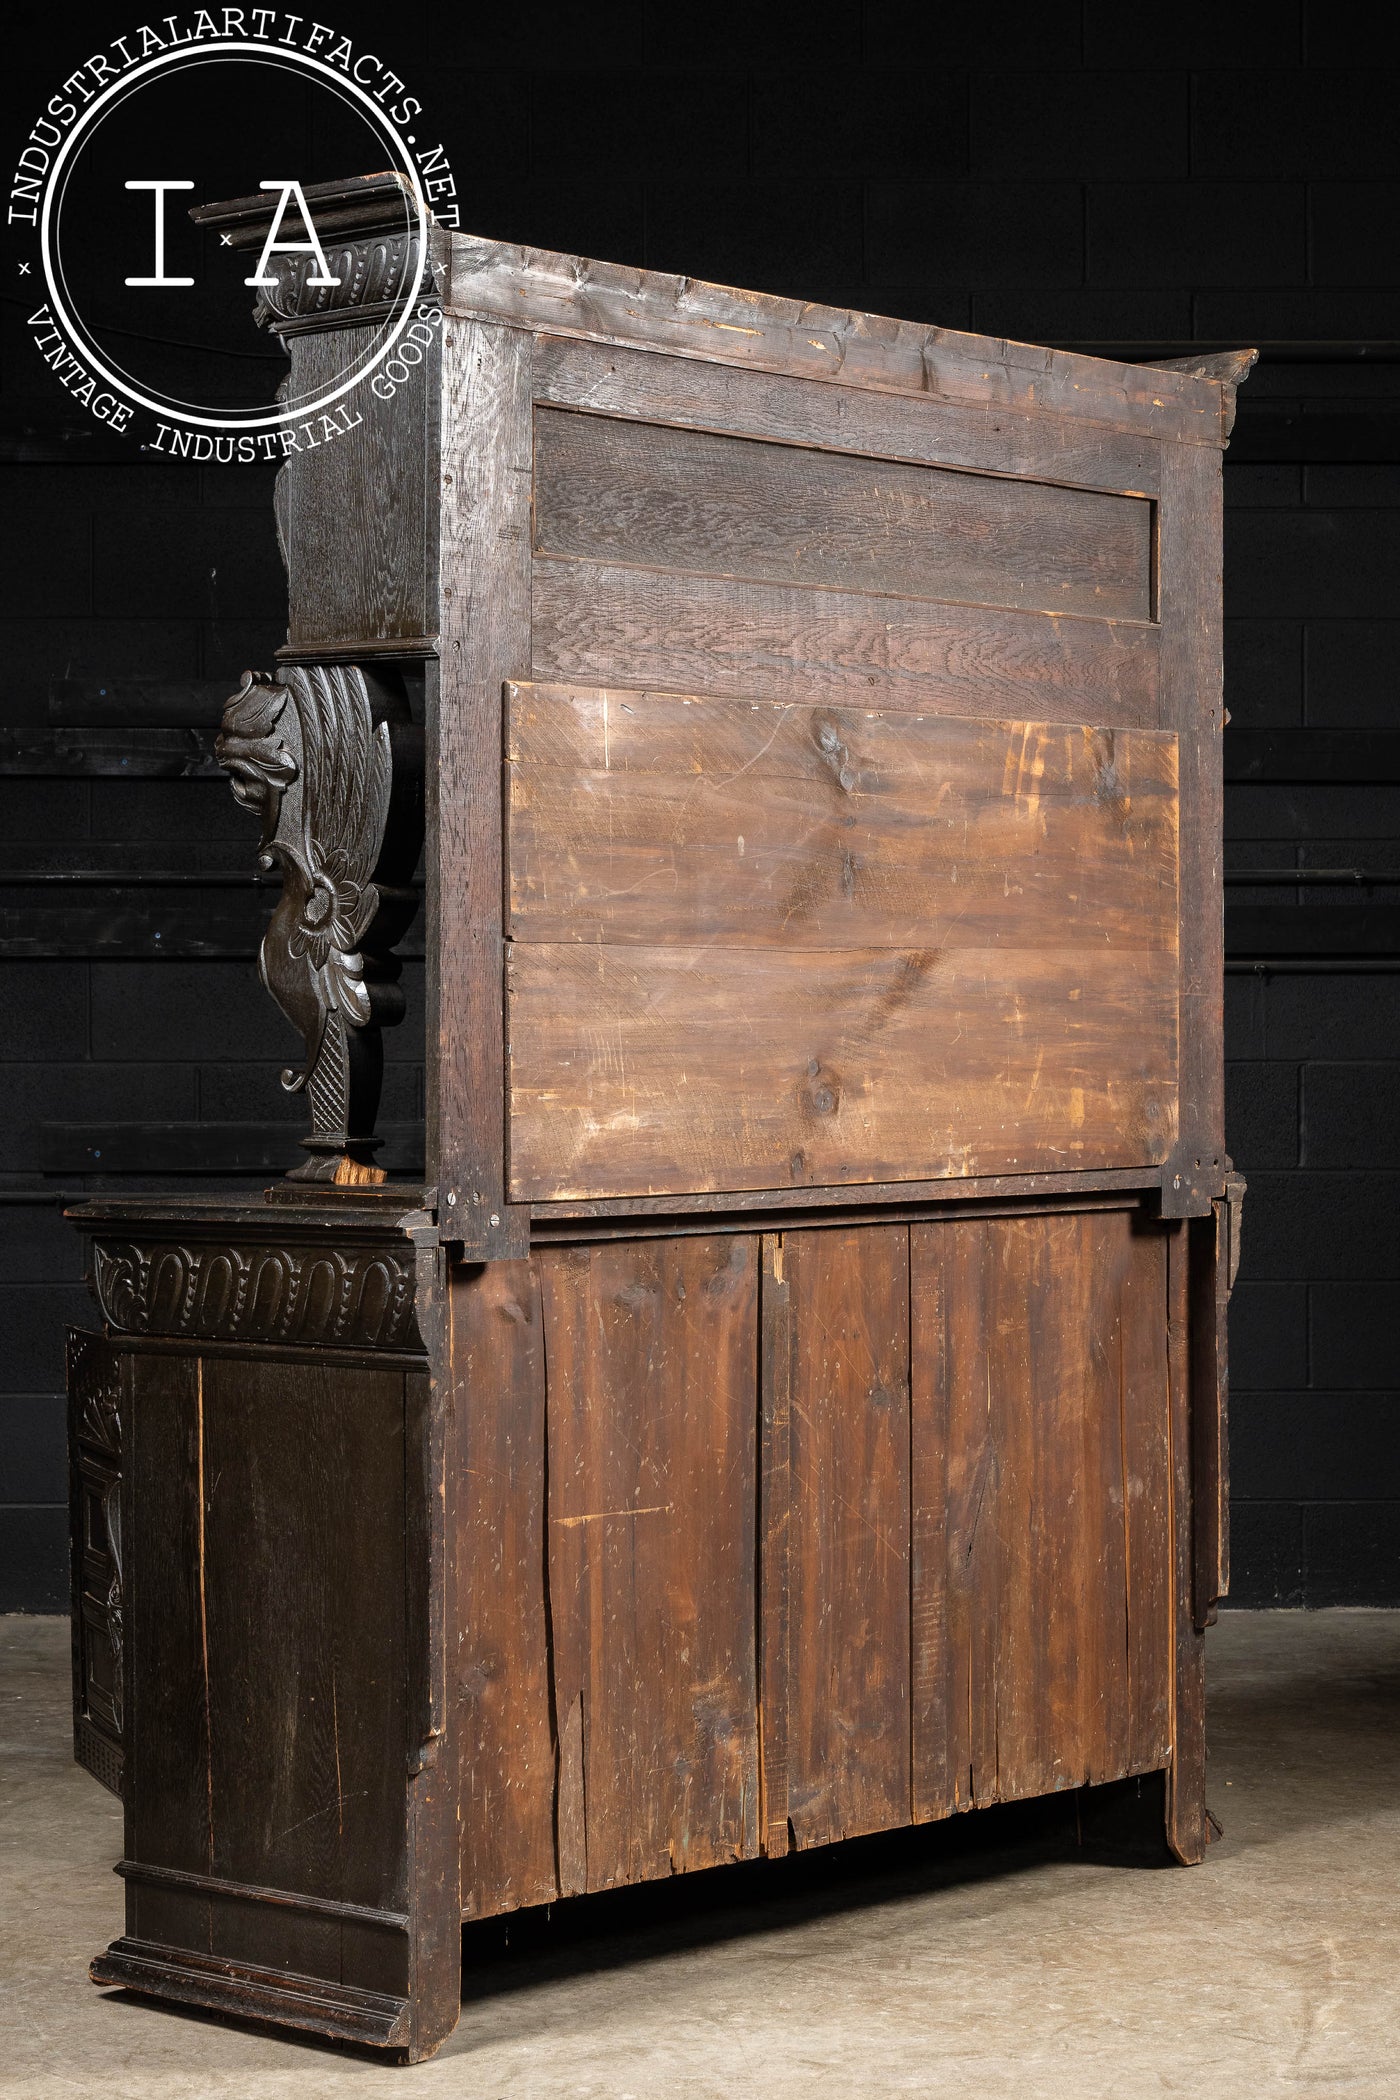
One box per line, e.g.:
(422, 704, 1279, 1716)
(118, 1341, 444, 2006)
(537, 1235, 761, 1890)
(926, 1208, 1172, 1814)
(1158, 439, 1226, 1214)
(781, 1225, 912, 1847)
(446, 233, 1230, 448)
(533, 407, 1153, 621)
(451, 1259, 558, 1918)
(434, 320, 533, 1253)
(506, 684, 1180, 1200)
(531, 559, 1162, 724)
(196, 1355, 409, 1981)
(533, 337, 1163, 500)
(1166, 1220, 1207, 1862)
(284, 326, 433, 646)
(757, 1234, 792, 1856)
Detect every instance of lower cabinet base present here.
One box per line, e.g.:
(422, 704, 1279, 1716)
(91, 1940, 415, 2054)
(69, 1188, 1228, 2061)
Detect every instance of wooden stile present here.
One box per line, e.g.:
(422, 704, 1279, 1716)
(64, 181, 1246, 2059)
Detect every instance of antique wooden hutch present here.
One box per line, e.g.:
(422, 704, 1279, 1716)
(66, 174, 1249, 2061)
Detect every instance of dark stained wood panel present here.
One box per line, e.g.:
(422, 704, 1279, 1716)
(782, 1225, 911, 1847)
(122, 1345, 417, 1996)
(927, 1209, 1171, 1813)
(125, 1349, 211, 1954)
(285, 324, 433, 646)
(197, 1356, 409, 1984)
(533, 337, 1163, 500)
(531, 560, 1162, 724)
(534, 408, 1153, 622)
(506, 685, 1179, 1201)
(451, 1260, 558, 1918)
(537, 1235, 761, 1890)
(1166, 1220, 1206, 1862)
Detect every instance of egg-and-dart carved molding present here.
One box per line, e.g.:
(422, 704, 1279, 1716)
(92, 1237, 423, 1353)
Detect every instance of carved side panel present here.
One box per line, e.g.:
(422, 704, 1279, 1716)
(216, 661, 423, 1182)
(68, 1329, 125, 1798)
(91, 1235, 423, 1352)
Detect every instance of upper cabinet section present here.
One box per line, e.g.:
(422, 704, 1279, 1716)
(192, 176, 1246, 1240)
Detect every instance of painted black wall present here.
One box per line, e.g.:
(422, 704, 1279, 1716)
(4, 0, 1399, 1607)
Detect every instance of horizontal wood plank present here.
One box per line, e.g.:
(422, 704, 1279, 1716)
(533, 408, 1153, 622)
(447, 234, 1228, 447)
(507, 685, 1178, 951)
(534, 337, 1162, 499)
(507, 941, 1178, 1200)
(507, 684, 1179, 1199)
(531, 560, 1162, 724)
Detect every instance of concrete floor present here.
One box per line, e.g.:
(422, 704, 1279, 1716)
(2, 1612, 1398, 2098)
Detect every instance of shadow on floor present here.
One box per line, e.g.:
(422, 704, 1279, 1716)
(454, 1772, 1173, 2012)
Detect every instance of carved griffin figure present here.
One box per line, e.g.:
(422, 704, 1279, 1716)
(216, 662, 422, 1182)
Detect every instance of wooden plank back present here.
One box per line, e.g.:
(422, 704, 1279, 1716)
(505, 683, 1180, 1201)
(916, 1207, 1172, 1814)
(779, 1225, 913, 1847)
(530, 563, 1161, 724)
(534, 336, 1164, 500)
(537, 1235, 761, 1891)
(533, 408, 1154, 622)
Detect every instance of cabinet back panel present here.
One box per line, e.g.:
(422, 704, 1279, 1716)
(533, 407, 1153, 622)
(505, 682, 1180, 1201)
(530, 559, 1161, 725)
(450, 1205, 1174, 1911)
(911, 1206, 1173, 1814)
(537, 1235, 761, 1892)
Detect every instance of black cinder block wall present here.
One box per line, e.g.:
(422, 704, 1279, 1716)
(4, 1, 1399, 1607)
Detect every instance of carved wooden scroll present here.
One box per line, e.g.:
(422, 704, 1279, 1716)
(68, 1329, 124, 1798)
(189, 171, 443, 337)
(216, 662, 423, 1182)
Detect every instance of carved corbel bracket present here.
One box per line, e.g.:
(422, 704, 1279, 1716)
(189, 172, 446, 337)
(216, 661, 423, 1184)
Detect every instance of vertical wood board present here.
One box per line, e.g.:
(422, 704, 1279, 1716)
(924, 1209, 1171, 1812)
(1158, 440, 1226, 1214)
(538, 1234, 761, 1890)
(197, 1356, 409, 1982)
(435, 320, 533, 1251)
(451, 1258, 559, 1916)
(782, 1224, 912, 1847)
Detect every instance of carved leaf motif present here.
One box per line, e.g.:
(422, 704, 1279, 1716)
(72, 1331, 122, 1454)
(218, 661, 408, 1171)
(256, 229, 420, 328)
(92, 1236, 422, 1352)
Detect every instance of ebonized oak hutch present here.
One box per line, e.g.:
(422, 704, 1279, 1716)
(66, 172, 1250, 2061)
